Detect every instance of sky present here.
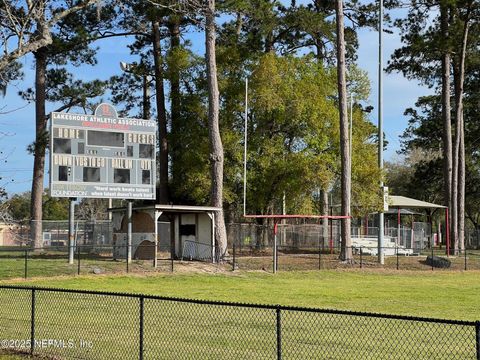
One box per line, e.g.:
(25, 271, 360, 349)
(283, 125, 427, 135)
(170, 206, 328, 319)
(0, 4, 434, 197)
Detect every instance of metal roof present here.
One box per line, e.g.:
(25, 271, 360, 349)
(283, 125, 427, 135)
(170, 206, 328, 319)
(388, 195, 446, 209)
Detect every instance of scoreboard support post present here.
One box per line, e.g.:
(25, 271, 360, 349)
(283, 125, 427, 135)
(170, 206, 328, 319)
(68, 198, 76, 264)
(127, 201, 133, 264)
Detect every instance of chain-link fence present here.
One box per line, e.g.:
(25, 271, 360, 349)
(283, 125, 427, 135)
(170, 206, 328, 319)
(0, 244, 176, 279)
(227, 221, 480, 272)
(0, 285, 477, 359)
(0, 220, 113, 247)
(227, 222, 437, 254)
(1, 221, 479, 279)
(228, 243, 480, 272)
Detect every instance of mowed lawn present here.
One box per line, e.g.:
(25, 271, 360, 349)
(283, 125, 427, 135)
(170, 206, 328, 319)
(2, 269, 480, 320)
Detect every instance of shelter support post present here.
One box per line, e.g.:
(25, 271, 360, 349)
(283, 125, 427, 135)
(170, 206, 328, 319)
(206, 212, 216, 263)
(329, 207, 333, 254)
(127, 201, 132, 264)
(68, 198, 76, 265)
(154, 210, 163, 268)
(397, 208, 400, 247)
(378, 211, 384, 265)
(273, 221, 278, 274)
(446, 208, 450, 257)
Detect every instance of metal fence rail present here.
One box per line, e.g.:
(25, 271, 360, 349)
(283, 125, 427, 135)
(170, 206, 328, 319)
(1, 244, 480, 280)
(0, 245, 174, 279)
(0, 285, 477, 359)
(230, 243, 480, 272)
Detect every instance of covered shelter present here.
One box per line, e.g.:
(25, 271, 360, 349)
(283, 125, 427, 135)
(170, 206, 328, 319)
(388, 195, 449, 253)
(110, 204, 221, 265)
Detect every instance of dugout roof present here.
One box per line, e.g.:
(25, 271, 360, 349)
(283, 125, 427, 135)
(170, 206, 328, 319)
(388, 196, 446, 209)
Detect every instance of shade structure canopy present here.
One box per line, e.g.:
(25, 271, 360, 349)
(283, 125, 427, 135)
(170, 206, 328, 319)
(388, 195, 446, 209)
(384, 208, 421, 215)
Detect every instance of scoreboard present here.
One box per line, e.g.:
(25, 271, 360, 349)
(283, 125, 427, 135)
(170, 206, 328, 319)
(49, 103, 156, 200)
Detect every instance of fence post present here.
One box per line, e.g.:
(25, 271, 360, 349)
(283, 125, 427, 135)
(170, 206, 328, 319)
(77, 245, 81, 275)
(431, 245, 434, 271)
(360, 247, 363, 269)
(276, 307, 282, 360)
(233, 242, 236, 271)
(318, 243, 322, 270)
(30, 288, 36, 356)
(396, 247, 399, 270)
(476, 321, 480, 360)
(24, 250, 28, 279)
(465, 249, 467, 271)
(126, 246, 129, 273)
(139, 296, 144, 360)
(273, 223, 278, 274)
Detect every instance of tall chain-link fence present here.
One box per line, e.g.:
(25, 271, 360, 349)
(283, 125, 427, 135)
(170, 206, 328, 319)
(227, 223, 480, 272)
(0, 285, 477, 359)
(1, 221, 480, 278)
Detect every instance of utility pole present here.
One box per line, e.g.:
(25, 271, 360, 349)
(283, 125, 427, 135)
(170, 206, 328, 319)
(377, 0, 385, 264)
(349, 92, 353, 203)
(243, 78, 248, 216)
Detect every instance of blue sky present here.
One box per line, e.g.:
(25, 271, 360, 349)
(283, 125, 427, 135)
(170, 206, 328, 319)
(0, 6, 433, 196)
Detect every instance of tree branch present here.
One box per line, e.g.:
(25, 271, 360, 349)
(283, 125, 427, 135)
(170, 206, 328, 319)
(0, 0, 98, 72)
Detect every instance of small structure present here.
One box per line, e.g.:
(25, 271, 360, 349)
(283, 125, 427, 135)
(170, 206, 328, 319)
(388, 195, 447, 252)
(356, 195, 448, 254)
(0, 222, 26, 246)
(110, 204, 221, 264)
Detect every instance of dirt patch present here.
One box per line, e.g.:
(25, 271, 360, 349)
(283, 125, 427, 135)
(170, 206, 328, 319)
(0, 349, 57, 359)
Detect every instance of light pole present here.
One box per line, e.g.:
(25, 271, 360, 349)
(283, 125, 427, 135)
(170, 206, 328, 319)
(119, 61, 151, 120)
(378, 0, 385, 265)
(349, 92, 353, 175)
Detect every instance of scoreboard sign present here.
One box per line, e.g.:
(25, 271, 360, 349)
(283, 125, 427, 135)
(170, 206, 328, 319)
(49, 103, 156, 200)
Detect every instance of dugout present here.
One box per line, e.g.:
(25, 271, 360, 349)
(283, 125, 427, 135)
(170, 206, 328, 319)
(110, 204, 221, 264)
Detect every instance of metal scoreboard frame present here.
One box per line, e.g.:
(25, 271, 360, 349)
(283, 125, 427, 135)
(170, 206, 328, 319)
(49, 103, 156, 200)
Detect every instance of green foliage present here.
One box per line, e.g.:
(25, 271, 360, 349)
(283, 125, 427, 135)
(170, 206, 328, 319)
(243, 53, 381, 216)
(42, 193, 69, 220)
(1, 191, 68, 221)
(247, 53, 338, 215)
(3, 192, 30, 222)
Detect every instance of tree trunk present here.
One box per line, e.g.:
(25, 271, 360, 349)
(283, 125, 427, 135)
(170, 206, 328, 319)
(205, 0, 227, 255)
(30, 47, 48, 249)
(152, 21, 169, 204)
(458, 114, 465, 252)
(451, 67, 459, 254)
(455, 19, 469, 253)
(440, 1, 452, 221)
(335, 0, 352, 262)
(168, 16, 181, 189)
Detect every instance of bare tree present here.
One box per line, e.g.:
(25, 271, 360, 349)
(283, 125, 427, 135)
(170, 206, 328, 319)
(335, 0, 352, 262)
(0, 0, 98, 71)
(77, 199, 108, 221)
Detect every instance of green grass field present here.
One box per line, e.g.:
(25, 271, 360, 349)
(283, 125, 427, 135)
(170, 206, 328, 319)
(1, 268, 479, 359)
(2, 268, 480, 320)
